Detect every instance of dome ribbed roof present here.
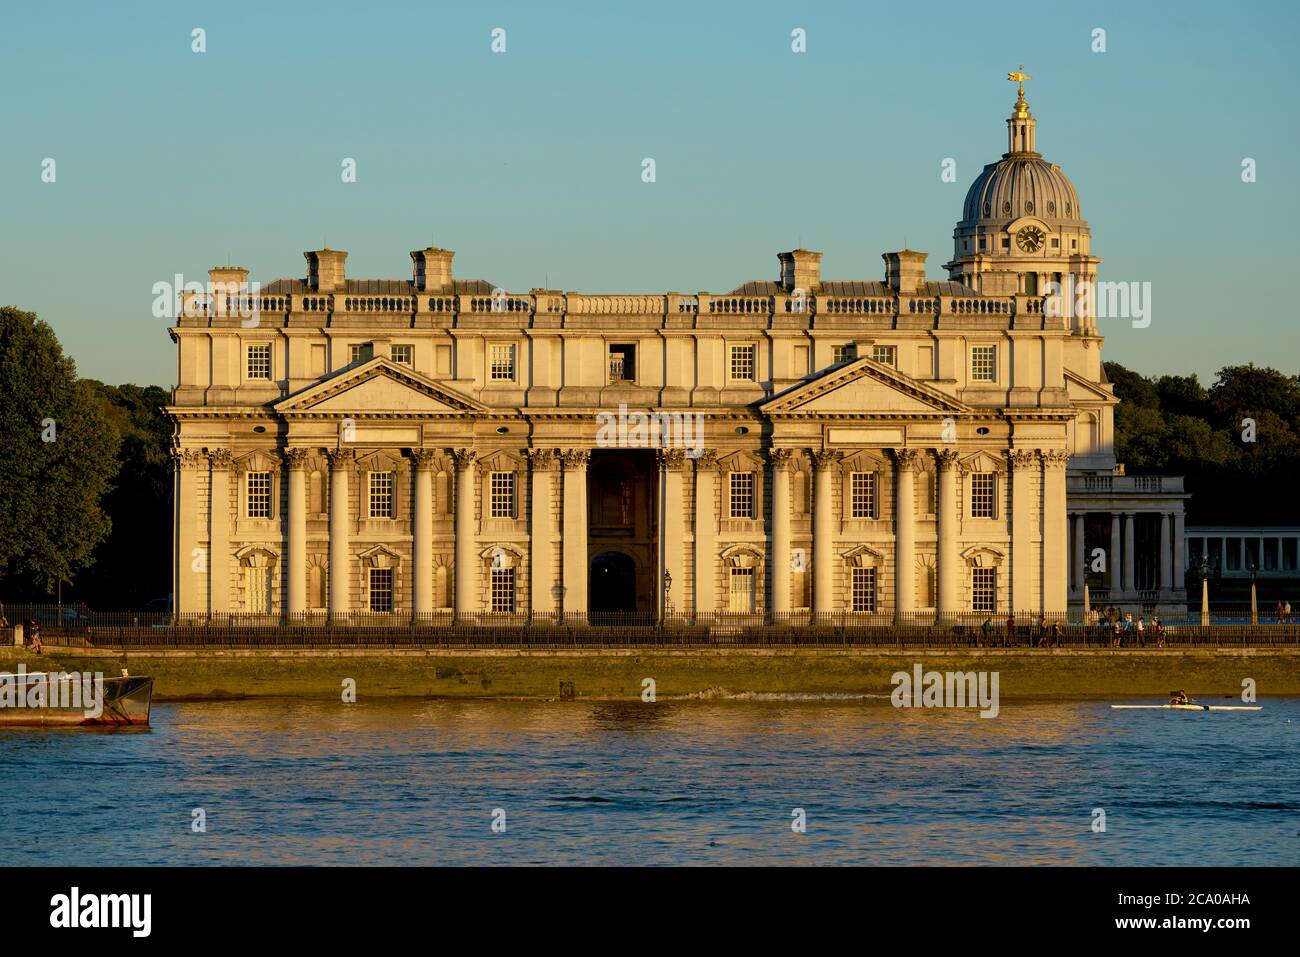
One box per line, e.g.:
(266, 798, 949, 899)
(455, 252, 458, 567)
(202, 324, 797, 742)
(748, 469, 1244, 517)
(961, 155, 1082, 224)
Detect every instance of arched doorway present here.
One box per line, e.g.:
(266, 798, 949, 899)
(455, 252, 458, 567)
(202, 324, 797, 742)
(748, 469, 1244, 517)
(590, 551, 637, 616)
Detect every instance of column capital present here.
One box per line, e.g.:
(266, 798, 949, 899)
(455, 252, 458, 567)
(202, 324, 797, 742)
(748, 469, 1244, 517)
(1040, 449, 1070, 470)
(449, 447, 477, 469)
(524, 447, 557, 470)
(809, 448, 842, 469)
(559, 448, 590, 470)
(1008, 448, 1037, 469)
(892, 448, 921, 471)
(205, 447, 233, 469)
(284, 447, 312, 470)
(693, 449, 719, 471)
(170, 446, 207, 469)
(935, 448, 961, 471)
(325, 447, 356, 469)
(656, 448, 687, 470)
(410, 448, 440, 470)
(769, 448, 795, 470)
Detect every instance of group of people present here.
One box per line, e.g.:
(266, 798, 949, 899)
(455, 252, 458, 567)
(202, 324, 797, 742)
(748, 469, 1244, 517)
(1090, 607, 1166, 647)
(1274, 601, 1294, 624)
(976, 615, 1065, 647)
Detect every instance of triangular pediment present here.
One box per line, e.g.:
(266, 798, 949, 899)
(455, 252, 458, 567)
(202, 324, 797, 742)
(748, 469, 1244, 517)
(763, 358, 970, 416)
(275, 358, 486, 415)
(1064, 369, 1117, 405)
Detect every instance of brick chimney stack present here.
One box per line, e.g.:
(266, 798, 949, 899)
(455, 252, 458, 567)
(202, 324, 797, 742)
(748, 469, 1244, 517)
(305, 249, 348, 292)
(883, 250, 927, 295)
(778, 249, 822, 294)
(411, 247, 455, 291)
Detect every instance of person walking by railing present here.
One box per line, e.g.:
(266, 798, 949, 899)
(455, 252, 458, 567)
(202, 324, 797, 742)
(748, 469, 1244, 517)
(980, 617, 993, 647)
(1153, 617, 1166, 648)
(1135, 616, 1147, 648)
(1005, 614, 1016, 647)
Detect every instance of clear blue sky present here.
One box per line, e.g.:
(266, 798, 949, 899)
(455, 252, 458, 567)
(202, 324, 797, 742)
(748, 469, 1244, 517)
(2, 0, 1296, 387)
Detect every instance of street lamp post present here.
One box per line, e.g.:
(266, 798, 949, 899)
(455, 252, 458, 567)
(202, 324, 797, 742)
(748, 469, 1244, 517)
(1199, 556, 1212, 627)
(1248, 560, 1259, 626)
(662, 569, 673, 625)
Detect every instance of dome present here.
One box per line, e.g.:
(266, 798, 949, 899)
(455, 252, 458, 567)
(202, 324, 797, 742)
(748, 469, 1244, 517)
(961, 155, 1082, 224)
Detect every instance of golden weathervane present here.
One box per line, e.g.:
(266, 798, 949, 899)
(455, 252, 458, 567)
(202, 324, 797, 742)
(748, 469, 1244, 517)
(1007, 65, 1032, 97)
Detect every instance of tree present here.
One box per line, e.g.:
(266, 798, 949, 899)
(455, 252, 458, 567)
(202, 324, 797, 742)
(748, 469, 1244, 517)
(74, 382, 174, 608)
(0, 306, 120, 595)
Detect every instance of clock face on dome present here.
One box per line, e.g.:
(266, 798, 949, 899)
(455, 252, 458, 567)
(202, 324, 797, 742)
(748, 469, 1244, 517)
(1016, 225, 1046, 252)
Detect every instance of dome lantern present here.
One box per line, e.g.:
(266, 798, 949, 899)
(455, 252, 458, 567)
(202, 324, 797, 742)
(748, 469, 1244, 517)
(1006, 66, 1037, 155)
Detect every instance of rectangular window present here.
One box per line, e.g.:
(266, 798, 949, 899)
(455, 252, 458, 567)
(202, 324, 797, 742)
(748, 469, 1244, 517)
(851, 567, 877, 613)
(349, 343, 373, 365)
(850, 471, 876, 519)
(729, 471, 755, 519)
(490, 471, 516, 518)
(491, 567, 516, 613)
(369, 568, 393, 613)
(729, 567, 755, 613)
(390, 344, 413, 365)
(368, 471, 395, 519)
(972, 567, 996, 613)
(246, 471, 272, 518)
(971, 345, 996, 382)
(490, 343, 516, 381)
(832, 344, 855, 365)
(730, 344, 756, 381)
(871, 345, 897, 367)
(609, 344, 636, 381)
(970, 472, 996, 518)
(246, 343, 271, 380)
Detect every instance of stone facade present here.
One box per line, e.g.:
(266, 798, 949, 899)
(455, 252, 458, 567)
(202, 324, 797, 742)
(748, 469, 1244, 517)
(168, 82, 1185, 621)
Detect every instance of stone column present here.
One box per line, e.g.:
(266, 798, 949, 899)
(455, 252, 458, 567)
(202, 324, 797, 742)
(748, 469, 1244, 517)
(560, 449, 589, 617)
(285, 448, 310, 616)
(526, 449, 557, 618)
(451, 448, 478, 618)
(1009, 449, 1035, 614)
(811, 449, 841, 616)
(1172, 510, 1185, 595)
(1123, 511, 1136, 597)
(770, 449, 794, 616)
(1041, 451, 1069, 614)
(658, 449, 686, 619)
(171, 447, 204, 616)
(1109, 513, 1122, 595)
(1159, 512, 1172, 596)
(893, 449, 918, 621)
(936, 449, 960, 620)
(411, 449, 438, 618)
(1072, 513, 1085, 599)
(326, 448, 354, 617)
(207, 448, 232, 616)
(694, 451, 718, 616)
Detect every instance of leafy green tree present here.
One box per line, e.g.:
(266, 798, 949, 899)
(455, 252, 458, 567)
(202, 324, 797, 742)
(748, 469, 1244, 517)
(74, 382, 174, 608)
(0, 306, 119, 595)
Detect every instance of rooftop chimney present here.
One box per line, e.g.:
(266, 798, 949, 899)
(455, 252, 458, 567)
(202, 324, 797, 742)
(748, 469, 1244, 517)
(411, 247, 455, 291)
(778, 249, 822, 294)
(305, 249, 348, 292)
(208, 266, 249, 289)
(883, 250, 927, 295)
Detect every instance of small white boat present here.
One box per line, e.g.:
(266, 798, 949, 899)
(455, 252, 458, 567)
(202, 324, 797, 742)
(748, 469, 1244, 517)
(1111, 704, 1262, 711)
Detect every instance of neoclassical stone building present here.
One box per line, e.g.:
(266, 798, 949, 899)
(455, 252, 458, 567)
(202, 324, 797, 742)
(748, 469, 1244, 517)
(168, 78, 1185, 622)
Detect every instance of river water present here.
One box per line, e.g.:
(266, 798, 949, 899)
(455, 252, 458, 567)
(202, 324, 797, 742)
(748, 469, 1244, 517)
(2, 697, 1297, 865)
